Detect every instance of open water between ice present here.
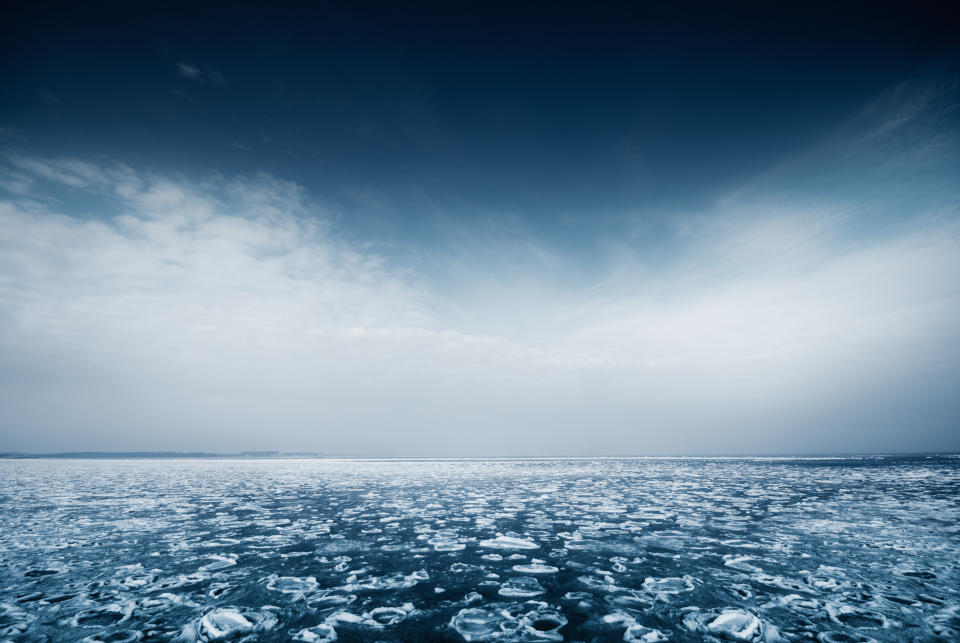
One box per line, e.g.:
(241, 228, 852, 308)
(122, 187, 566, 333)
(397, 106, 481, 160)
(0, 456, 958, 641)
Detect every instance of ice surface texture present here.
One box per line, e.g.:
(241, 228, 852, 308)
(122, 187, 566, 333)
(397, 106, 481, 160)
(0, 455, 958, 641)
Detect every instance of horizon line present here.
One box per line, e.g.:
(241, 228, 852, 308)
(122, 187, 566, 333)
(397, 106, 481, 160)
(1, 450, 957, 460)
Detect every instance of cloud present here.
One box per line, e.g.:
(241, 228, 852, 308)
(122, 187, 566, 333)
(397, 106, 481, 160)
(177, 62, 202, 79)
(0, 147, 958, 455)
(177, 61, 226, 85)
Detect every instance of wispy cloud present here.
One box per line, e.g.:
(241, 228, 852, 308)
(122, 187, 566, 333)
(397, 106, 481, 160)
(177, 61, 226, 85)
(177, 62, 202, 80)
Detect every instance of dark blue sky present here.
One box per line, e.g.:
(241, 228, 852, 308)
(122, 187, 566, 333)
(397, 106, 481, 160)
(1, 2, 959, 454)
(3, 2, 957, 238)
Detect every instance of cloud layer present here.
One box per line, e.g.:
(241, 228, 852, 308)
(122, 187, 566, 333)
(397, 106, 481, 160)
(1, 152, 957, 456)
(2, 67, 959, 457)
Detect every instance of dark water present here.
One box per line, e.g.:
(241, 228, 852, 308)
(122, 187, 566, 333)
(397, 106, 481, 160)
(1, 456, 958, 641)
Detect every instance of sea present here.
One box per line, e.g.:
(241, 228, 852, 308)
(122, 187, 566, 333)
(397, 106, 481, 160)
(1, 455, 958, 641)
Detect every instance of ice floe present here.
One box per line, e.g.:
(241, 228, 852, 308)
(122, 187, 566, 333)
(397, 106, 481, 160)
(498, 576, 547, 598)
(196, 607, 278, 640)
(450, 608, 500, 641)
(624, 624, 669, 642)
(479, 535, 540, 550)
(450, 602, 567, 641)
(682, 608, 781, 641)
(292, 623, 338, 642)
(511, 561, 559, 574)
(265, 574, 318, 595)
(323, 602, 416, 630)
(642, 575, 695, 594)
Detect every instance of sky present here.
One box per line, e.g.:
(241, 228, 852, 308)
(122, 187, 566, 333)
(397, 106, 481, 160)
(1, 2, 959, 455)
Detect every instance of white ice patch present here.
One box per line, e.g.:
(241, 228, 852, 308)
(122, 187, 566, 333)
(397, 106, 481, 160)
(367, 605, 412, 626)
(265, 575, 318, 595)
(512, 562, 559, 574)
(602, 611, 667, 642)
(325, 603, 415, 630)
(707, 610, 761, 640)
(641, 576, 694, 594)
(450, 603, 566, 642)
(684, 608, 767, 641)
(450, 608, 500, 641)
(479, 535, 540, 550)
(197, 607, 277, 640)
(498, 576, 546, 598)
(624, 624, 669, 642)
(292, 623, 338, 642)
(347, 570, 428, 591)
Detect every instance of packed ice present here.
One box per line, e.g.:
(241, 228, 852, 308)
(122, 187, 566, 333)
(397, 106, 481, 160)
(1, 455, 958, 641)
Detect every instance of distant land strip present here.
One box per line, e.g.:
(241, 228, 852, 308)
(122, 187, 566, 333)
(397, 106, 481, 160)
(1, 451, 957, 460)
(0, 451, 323, 459)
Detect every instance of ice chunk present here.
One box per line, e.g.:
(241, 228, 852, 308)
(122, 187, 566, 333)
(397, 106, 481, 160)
(367, 606, 409, 626)
(707, 610, 762, 640)
(292, 624, 338, 642)
(512, 562, 560, 574)
(606, 591, 654, 610)
(624, 624, 669, 642)
(603, 612, 635, 625)
(499, 576, 546, 598)
(350, 570, 428, 590)
(642, 576, 694, 594)
(450, 608, 500, 642)
(325, 610, 365, 626)
(479, 535, 540, 550)
(199, 608, 277, 639)
(265, 575, 318, 594)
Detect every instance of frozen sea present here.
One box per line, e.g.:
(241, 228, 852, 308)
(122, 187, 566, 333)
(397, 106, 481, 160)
(1, 456, 958, 642)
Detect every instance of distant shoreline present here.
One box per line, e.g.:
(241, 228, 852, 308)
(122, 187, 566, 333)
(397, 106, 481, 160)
(0, 451, 323, 459)
(1, 451, 956, 460)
